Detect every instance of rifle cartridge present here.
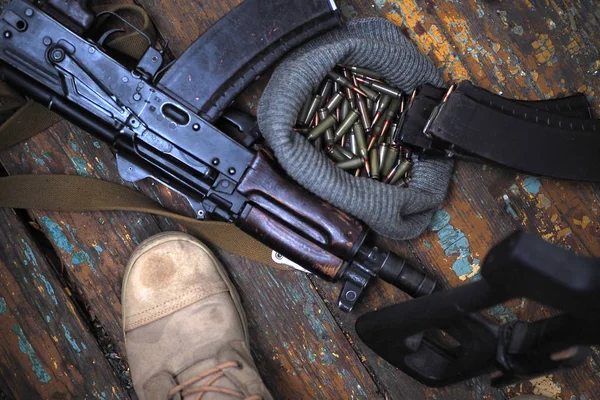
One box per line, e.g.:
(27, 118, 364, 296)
(307, 110, 336, 141)
(352, 121, 369, 160)
(369, 147, 380, 180)
(356, 76, 403, 99)
(325, 91, 345, 113)
(334, 109, 360, 142)
(381, 145, 399, 177)
(389, 160, 413, 185)
(336, 157, 364, 170)
(303, 94, 322, 126)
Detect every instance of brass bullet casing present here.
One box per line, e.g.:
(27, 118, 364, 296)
(307, 110, 337, 141)
(369, 147, 380, 180)
(355, 93, 372, 131)
(352, 121, 368, 160)
(334, 109, 360, 143)
(356, 77, 403, 99)
(303, 94, 322, 126)
(345, 65, 383, 78)
(327, 145, 349, 162)
(325, 91, 345, 113)
(317, 80, 333, 108)
(336, 157, 364, 170)
(380, 145, 399, 177)
(388, 160, 413, 185)
(379, 143, 389, 167)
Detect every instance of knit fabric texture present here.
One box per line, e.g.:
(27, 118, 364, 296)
(258, 18, 454, 240)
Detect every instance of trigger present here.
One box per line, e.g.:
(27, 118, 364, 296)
(97, 28, 126, 48)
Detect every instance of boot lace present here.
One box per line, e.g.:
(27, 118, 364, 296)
(167, 361, 262, 400)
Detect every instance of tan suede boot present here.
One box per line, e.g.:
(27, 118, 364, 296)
(122, 232, 273, 400)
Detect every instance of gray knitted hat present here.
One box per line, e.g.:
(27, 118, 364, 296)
(258, 18, 454, 240)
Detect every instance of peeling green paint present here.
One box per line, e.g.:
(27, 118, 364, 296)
(12, 324, 51, 383)
(0, 297, 6, 314)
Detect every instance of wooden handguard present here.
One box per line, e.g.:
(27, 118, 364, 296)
(236, 152, 367, 280)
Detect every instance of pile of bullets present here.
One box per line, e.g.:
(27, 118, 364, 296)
(295, 65, 413, 186)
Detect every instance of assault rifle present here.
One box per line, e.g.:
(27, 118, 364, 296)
(0, 0, 436, 311)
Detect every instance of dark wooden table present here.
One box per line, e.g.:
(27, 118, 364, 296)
(1, 0, 599, 399)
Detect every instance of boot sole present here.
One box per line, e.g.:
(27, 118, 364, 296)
(121, 231, 250, 345)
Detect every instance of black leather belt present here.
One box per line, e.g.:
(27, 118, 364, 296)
(398, 81, 599, 181)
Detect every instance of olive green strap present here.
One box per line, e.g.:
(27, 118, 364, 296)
(91, 4, 157, 61)
(0, 174, 280, 269)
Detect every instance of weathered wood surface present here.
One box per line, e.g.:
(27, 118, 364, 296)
(0, 0, 599, 399)
(0, 206, 129, 399)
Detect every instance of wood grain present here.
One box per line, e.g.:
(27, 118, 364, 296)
(0, 207, 129, 399)
(0, 0, 599, 399)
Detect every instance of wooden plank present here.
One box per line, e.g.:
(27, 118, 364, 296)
(0, 207, 129, 399)
(217, 252, 381, 399)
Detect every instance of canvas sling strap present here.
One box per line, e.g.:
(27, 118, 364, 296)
(0, 4, 281, 269)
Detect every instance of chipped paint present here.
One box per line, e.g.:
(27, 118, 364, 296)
(40, 217, 74, 255)
(12, 324, 51, 383)
(93, 245, 104, 253)
(0, 297, 6, 314)
(71, 157, 89, 176)
(423, 240, 431, 250)
(503, 195, 519, 220)
(536, 193, 552, 210)
(530, 375, 561, 398)
(373, 0, 386, 9)
(512, 25, 524, 36)
(487, 304, 517, 323)
(20, 238, 38, 266)
(72, 250, 96, 273)
(61, 324, 82, 354)
(523, 176, 541, 195)
(35, 273, 58, 305)
(429, 210, 479, 280)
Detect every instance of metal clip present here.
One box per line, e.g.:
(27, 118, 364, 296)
(423, 83, 456, 139)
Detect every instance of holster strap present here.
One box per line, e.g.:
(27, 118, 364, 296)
(0, 174, 280, 269)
